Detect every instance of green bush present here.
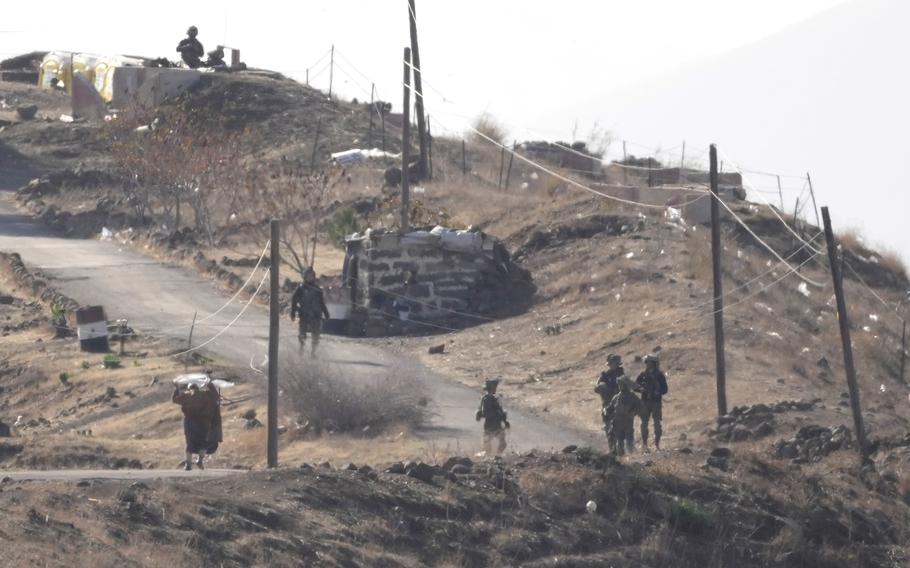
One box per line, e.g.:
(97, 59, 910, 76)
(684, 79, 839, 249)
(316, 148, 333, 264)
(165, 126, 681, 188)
(102, 354, 121, 369)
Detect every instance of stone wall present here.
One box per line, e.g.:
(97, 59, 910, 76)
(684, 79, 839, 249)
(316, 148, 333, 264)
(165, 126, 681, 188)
(345, 232, 508, 320)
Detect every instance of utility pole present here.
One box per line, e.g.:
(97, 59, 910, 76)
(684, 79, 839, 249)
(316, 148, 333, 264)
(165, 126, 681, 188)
(461, 139, 466, 176)
(184, 311, 197, 371)
(498, 145, 505, 188)
(776, 175, 784, 211)
(679, 140, 686, 169)
(408, 0, 429, 180)
(504, 143, 515, 190)
(328, 44, 334, 99)
(821, 206, 870, 461)
(305, 68, 309, 86)
(622, 140, 628, 185)
(267, 220, 280, 468)
(709, 144, 727, 418)
(427, 114, 433, 180)
(401, 47, 412, 231)
(309, 118, 322, 173)
(806, 172, 821, 228)
(901, 319, 907, 385)
(368, 83, 375, 143)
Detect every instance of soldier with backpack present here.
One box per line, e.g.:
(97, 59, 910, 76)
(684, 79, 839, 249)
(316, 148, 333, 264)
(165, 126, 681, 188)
(475, 379, 510, 456)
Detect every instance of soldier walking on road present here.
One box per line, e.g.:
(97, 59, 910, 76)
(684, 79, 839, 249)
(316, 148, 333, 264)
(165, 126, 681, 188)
(476, 379, 510, 456)
(606, 377, 644, 456)
(635, 354, 669, 452)
(291, 268, 331, 356)
(595, 354, 624, 451)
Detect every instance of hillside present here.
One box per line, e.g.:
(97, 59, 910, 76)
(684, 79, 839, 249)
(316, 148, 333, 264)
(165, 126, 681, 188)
(2, 66, 910, 567)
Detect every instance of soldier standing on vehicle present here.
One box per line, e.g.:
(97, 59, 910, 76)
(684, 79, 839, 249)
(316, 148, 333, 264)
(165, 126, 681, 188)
(606, 377, 644, 456)
(475, 379, 510, 456)
(176, 26, 204, 69)
(595, 354, 624, 451)
(290, 268, 331, 355)
(635, 354, 669, 451)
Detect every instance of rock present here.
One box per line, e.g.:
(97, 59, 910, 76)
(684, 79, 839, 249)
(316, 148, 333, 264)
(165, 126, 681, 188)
(342, 463, 358, 471)
(678, 433, 688, 442)
(562, 445, 578, 454)
(451, 464, 472, 475)
(358, 465, 373, 474)
(442, 456, 473, 472)
(706, 456, 729, 471)
(318, 461, 332, 469)
(384, 462, 406, 474)
(0, 421, 10, 438)
(244, 418, 263, 429)
(677, 447, 693, 454)
(428, 344, 445, 355)
(710, 447, 733, 459)
(0, 296, 13, 305)
(405, 462, 437, 483)
(817, 357, 831, 371)
(0, 476, 12, 484)
(16, 105, 38, 120)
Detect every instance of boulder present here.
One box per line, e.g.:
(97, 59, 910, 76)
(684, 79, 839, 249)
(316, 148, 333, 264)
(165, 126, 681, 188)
(16, 105, 37, 120)
(405, 462, 438, 483)
(384, 462, 406, 475)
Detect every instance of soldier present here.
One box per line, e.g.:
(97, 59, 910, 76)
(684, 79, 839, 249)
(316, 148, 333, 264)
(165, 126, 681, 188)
(594, 354, 624, 451)
(176, 26, 204, 69)
(606, 377, 644, 456)
(475, 379, 510, 456)
(635, 354, 669, 451)
(290, 268, 331, 355)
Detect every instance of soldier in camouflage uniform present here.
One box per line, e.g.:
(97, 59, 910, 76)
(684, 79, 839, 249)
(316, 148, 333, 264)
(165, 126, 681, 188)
(635, 354, 669, 451)
(606, 377, 643, 456)
(595, 354, 624, 451)
(290, 268, 331, 355)
(475, 379, 510, 456)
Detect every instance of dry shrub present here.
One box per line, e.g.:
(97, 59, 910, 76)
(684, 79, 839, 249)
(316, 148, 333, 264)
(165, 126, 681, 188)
(837, 227, 865, 252)
(638, 523, 677, 566)
(878, 247, 908, 281)
(469, 112, 507, 146)
(684, 229, 712, 283)
(284, 359, 430, 433)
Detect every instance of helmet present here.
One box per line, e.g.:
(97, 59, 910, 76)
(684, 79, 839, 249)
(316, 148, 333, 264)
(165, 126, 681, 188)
(303, 268, 316, 283)
(644, 354, 659, 365)
(187, 26, 199, 36)
(483, 379, 500, 392)
(607, 354, 622, 365)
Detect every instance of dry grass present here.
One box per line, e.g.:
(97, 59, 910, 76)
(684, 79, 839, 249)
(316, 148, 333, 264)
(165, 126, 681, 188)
(284, 358, 430, 434)
(878, 247, 909, 280)
(468, 112, 507, 146)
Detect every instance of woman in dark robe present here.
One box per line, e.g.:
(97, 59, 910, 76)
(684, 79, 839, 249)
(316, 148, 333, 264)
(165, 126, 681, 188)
(173, 381, 223, 470)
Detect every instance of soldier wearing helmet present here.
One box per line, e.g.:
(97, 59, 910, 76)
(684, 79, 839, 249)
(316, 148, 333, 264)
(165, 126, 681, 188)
(176, 26, 205, 69)
(635, 354, 669, 451)
(475, 379, 510, 456)
(291, 268, 331, 355)
(605, 376, 643, 456)
(594, 354, 624, 451)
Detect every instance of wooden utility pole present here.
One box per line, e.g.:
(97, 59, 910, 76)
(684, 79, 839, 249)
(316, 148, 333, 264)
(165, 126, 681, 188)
(647, 157, 653, 187)
(408, 0, 429, 180)
(776, 175, 784, 211)
(821, 206, 869, 461)
(709, 144, 727, 418)
(184, 311, 197, 371)
(368, 83, 375, 142)
(401, 47, 412, 231)
(901, 319, 907, 384)
(427, 114, 433, 180)
(267, 220, 280, 469)
(305, 68, 309, 86)
(328, 44, 334, 98)
(622, 140, 628, 185)
(461, 140, 466, 176)
(806, 172, 821, 228)
(309, 118, 322, 173)
(504, 143, 515, 190)
(679, 140, 686, 169)
(498, 145, 505, 188)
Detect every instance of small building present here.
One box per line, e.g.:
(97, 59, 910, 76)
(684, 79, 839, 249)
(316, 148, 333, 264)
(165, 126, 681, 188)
(330, 226, 529, 334)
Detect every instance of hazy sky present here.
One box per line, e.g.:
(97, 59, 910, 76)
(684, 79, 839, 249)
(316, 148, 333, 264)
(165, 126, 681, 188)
(4, 0, 905, 262)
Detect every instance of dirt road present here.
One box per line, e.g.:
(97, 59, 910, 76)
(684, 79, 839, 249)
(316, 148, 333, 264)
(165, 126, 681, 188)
(0, 184, 595, 455)
(2, 469, 241, 482)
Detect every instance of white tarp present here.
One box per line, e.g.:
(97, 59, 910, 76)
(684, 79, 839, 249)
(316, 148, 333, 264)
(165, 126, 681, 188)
(431, 226, 483, 253)
(173, 373, 235, 389)
(331, 148, 400, 166)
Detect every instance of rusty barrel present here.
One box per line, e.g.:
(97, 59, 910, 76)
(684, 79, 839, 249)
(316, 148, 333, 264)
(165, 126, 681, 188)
(75, 305, 109, 352)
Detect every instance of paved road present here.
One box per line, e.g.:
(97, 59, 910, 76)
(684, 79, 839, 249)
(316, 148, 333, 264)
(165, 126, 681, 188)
(0, 173, 596, 456)
(1, 469, 241, 482)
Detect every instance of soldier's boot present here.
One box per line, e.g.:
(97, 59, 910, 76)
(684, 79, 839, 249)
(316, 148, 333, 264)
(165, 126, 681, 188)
(654, 421, 662, 451)
(641, 434, 650, 453)
(654, 437, 661, 451)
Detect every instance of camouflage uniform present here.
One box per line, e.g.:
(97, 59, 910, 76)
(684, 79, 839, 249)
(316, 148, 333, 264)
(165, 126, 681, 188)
(606, 380, 643, 456)
(291, 275, 330, 354)
(595, 362, 623, 451)
(176, 27, 204, 69)
(635, 357, 669, 450)
(476, 380, 509, 455)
